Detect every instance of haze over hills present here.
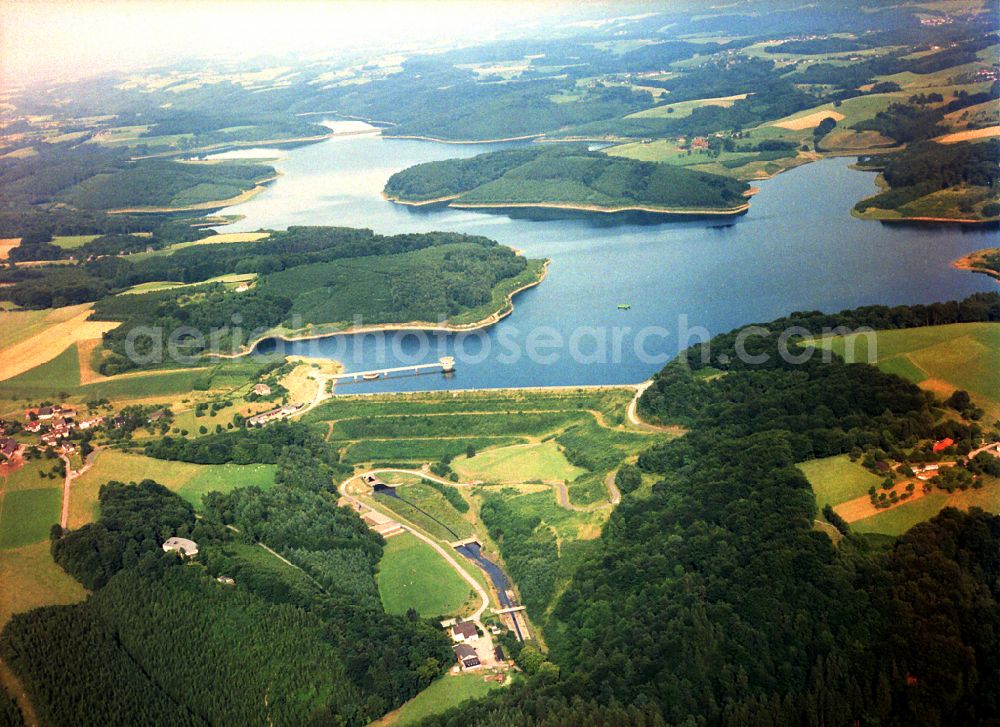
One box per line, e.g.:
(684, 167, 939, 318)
(0, 2, 998, 726)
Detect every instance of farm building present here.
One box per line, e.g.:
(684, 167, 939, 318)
(246, 402, 302, 427)
(79, 416, 104, 430)
(0, 437, 21, 461)
(162, 537, 199, 557)
(451, 621, 478, 643)
(933, 438, 954, 453)
(453, 643, 480, 670)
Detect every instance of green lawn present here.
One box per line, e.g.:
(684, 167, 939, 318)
(376, 532, 475, 618)
(383, 672, 507, 726)
(454, 440, 585, 484)
(798, 454, 884, 508)
(0, 487, 63, 549)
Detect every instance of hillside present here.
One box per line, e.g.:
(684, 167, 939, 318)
(384, 146, 752, 215)
(854, 139, 1000, 221)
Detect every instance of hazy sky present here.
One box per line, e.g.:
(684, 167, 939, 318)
(1, 0, 592, 88)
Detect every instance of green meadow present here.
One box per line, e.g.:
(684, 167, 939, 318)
(377, 532, 475, 618)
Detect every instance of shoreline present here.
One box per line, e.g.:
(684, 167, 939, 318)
(383, 132, 545, 144)
(130, 133, 339, 161)
(107, 174, 280, 214)
(382, 191, 460, 206)
(448, 199, 750, 217)
(953, 249, 1000, 283)
(207, 259, 550, 359)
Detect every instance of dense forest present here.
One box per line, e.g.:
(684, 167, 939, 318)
(385, 146, 750, 212)
(418, 295, 1000, 727)
(855, 140, 1000, 219)
(2, 476, 453, 726)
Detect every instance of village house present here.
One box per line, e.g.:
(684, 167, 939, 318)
(35, 406, 56, 420)
(24, 420, 42, 433)
(253, 383, 272, 396)
(245, 402, 302, 427)
(78, 416, 105, 430)
(162, 537, 199, 558)
(112, 415, 126, 429)
(0, 437, 21, 461)
(57, 442, 77, 456)
(148, 409, 169, 424)
(453, 643, 481, 670)
(235, 282, 251, 293)
(451, 621, 478, 643)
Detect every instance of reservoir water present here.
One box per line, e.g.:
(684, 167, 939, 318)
(213, 124, 998, 392)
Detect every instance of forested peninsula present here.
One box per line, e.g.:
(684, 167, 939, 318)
(383, 146, 752, 216)
(0, 226, 545, 373)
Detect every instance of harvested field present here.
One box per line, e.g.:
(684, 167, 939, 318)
(0, 238, 20, 260)
(934, 124, 1000, 143)
(772, 109, 845, 130)
(0, 304, 120, 382)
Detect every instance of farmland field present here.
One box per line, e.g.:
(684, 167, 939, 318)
(798, 454, 884, 509)
(0, 487, 63, 549)
(807, 322, 1000, 417)
(67, 450, 277, 527)
(0, 541, 86, 631)
(376, 532, 475, 617)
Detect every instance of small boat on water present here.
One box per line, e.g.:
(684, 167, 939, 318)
(617, 303, 631, 310)
(362, 372, 380, 381)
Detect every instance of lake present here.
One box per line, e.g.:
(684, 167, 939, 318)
(211, 124, 998, 392)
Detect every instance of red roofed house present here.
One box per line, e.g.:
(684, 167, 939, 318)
(24, 420, 42, 433)
(933, 438, 954, 453)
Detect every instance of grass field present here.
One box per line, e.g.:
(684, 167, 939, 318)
(798, 454, 884, 509)
(453, 440, 585, 484)
(808, 322, 1000, 417)
(67, 450, 277, 527)
(118, 273, 256, 296)
(377, 673, 506, 726)
(0, 487, 63, 549)
(0, 541, 86, 631)
(0, 304, 119, 383)
(850, 493, 952, 536)
(377, 532, 476, 617)
(626, 94, 748, 120)
(51, 234, 99, 249)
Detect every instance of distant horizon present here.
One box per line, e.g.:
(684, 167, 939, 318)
(0, 0, 649, 89)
